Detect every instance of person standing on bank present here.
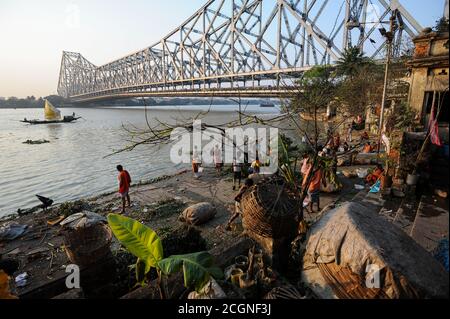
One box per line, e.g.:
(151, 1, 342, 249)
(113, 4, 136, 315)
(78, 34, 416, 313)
(232, 156, 243, 190)
(117, 165, 131, 214)
(303, 163, 326, 213)
(213, 145, 223, 176)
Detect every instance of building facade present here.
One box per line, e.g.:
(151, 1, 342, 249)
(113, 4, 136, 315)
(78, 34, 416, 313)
(407, 28, 449, 143)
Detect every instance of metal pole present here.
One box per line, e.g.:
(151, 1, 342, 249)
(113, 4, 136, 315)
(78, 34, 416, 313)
(377, 14, 395, 158)
(445, 0, 449, 20)
(378, 43, 392, 141)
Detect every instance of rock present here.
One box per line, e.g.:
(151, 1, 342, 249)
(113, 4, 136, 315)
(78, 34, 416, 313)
(179, 202, 216, 226)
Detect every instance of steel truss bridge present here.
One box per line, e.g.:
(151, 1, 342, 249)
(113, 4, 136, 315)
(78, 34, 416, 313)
(57, 0, 428, 103)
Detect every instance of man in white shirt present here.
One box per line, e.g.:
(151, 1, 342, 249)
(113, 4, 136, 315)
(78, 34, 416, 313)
(213, 145, 223, 176)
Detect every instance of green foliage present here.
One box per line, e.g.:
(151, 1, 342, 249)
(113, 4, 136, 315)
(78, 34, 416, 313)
(336, 46, 374, 78)
(303, 65, 334, 80)
(320, 157, 342, 189)
(107, 214, 163, 274)
(334, 46, 384, 115)
(158, 252, 223, 291)
(107, 214, 222, 293)
(385, 102, 417, 133)
(135, 259, 147, 286)
(434, 17, 449, 33)
(278, 134, 302, 191)
(59, 200, 90, 217)
(292, 65, 337, 117)
(0, 95, 71, 108)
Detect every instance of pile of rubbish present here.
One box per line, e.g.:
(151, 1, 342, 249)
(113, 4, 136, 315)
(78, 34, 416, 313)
(0, 223, 28, 242)
(189, 245, 310, 300)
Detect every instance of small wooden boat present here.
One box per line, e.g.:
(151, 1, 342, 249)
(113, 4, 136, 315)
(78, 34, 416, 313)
(21, 100, 80, 125)
(21, 116, 81, 125)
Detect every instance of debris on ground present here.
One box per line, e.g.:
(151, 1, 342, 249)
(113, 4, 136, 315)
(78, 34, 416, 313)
(188, 278, 227, 299)
(15, 272, 28, 288)
(0, 223, 28, 242)
(58, 200, 91, 217)
(0, 270, 17, 299)
(433, 239, 449, 272)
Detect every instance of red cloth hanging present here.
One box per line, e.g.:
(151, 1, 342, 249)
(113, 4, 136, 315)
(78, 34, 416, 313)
(429, 102, 442, 147)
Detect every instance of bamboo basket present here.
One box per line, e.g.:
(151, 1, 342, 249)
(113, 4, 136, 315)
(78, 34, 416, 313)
(63, 224, 112, 267)
(264, 285, 305, 299)
(240, 177, 300, 239)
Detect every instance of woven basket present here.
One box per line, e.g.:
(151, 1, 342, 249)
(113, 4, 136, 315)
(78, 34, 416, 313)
(63, 224, 112, 267)
(240, 177, 300, 239)
(264, 285, 305, 299)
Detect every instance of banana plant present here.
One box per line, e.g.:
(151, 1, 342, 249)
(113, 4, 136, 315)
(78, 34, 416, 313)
(107, 214, 223, 298)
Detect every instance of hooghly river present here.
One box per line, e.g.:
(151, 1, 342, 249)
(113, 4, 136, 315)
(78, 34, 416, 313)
(0, 105, 280, 218)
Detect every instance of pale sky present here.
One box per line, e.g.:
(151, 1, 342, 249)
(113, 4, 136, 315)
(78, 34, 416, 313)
(0, 0, 446, 98)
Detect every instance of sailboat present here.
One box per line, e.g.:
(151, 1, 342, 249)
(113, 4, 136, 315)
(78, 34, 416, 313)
(21, 100, 80, 125)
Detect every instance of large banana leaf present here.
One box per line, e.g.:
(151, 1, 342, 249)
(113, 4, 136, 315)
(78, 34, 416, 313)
(107, 214, 163, 273)
(158, 252, 223, 291)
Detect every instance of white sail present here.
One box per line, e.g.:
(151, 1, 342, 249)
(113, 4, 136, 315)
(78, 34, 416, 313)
(44, 100, 61, 121)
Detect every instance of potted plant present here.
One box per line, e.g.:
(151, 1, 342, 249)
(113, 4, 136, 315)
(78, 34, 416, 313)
(379, 153, 394, 190)
(107, 214, 223, 298)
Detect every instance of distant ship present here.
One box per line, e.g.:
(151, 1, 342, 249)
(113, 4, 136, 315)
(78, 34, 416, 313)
(260, 102, 275, 108)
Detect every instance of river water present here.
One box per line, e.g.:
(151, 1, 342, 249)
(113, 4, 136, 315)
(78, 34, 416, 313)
(0, 105, 280, 218)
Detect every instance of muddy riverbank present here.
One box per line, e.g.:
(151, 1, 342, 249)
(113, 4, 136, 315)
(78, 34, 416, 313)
(0, 166, 362, 298)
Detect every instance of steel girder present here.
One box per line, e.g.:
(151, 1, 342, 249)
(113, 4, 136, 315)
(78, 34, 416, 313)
(57, 0, 424, 101)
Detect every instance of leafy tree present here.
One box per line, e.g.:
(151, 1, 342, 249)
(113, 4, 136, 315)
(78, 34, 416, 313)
(335, 46, 374, 79)
(336, 63, 384, 116)
(434, 17, 449, 33)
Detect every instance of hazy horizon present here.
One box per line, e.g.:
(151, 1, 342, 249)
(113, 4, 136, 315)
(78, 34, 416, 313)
(0, 0, 446, 98)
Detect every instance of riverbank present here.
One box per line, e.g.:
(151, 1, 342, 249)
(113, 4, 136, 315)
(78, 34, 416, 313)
(2, 160, 448, 299)
(0, 106, 283, 217)
(1, 165, 363, 299)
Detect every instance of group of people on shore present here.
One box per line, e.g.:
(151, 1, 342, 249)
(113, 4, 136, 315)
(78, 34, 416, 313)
(117, 117, 383, 224)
